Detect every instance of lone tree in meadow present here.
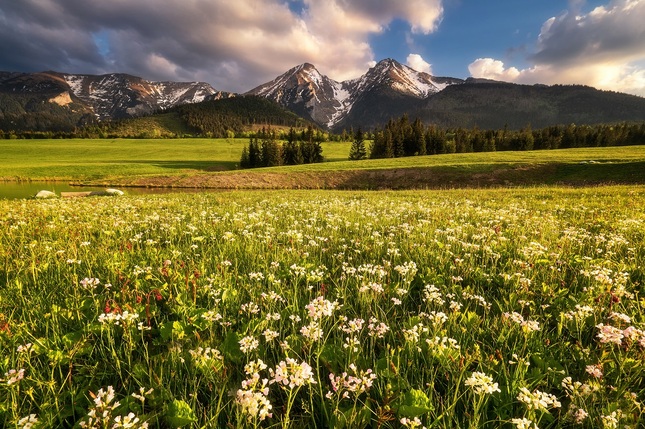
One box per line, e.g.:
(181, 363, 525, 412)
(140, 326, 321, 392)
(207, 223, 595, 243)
(349, 128, 367, 160)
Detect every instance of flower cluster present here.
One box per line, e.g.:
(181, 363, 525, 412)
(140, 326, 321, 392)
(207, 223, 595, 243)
(304, 296, 339, 320)
(517, 387, 561, 411)
(326, 364, 377, 400)
(3, 368, 25, 385)
(236, 360, 272, 422)
(465, 372, 500, 395)
(98, 311, 139, 326)
(269, 358, 316, 389)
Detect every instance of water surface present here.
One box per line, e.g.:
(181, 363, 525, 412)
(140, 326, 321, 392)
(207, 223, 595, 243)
(0, 182, 212, 199)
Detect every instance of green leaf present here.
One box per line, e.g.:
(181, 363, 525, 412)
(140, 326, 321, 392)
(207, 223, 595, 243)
(397, 389, 434, 418)
(221, 331, 243, 364)
(331, 404, 371, 429)
(165, 399, 197, 427)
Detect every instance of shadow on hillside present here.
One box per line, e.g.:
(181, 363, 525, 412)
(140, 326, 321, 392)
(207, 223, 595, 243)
(332, 161, 645, 190)
(117, 160, 237, 172)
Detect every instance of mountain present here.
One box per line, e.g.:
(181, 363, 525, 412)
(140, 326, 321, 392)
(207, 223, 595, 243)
(2, 60, 645, 134)
(246, 59, 463, 130)
(416, 79, 645, 129)
(248, 59, 645, 131)
(105, 96, 312, 138)
(0, 70, 229, 131)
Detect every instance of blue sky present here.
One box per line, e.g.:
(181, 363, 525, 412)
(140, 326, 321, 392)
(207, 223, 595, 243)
(0, 0, 643, 95)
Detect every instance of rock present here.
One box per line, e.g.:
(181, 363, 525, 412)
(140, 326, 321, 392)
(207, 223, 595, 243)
(105, 188, 125, 196)
(34, 190, 57, 199)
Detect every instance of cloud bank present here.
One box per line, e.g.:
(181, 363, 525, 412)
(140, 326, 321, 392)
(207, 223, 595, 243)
(0, 0, 443, 92)
(468, 0, 645, 96)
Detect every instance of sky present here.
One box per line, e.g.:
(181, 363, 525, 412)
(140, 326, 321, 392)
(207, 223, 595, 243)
(0, 0, 644, 96)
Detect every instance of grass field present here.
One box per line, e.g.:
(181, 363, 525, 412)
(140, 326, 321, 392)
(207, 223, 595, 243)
(0, 138, 352, 181)
(1, 187, 644, 428)
(1, 139, 644, 189)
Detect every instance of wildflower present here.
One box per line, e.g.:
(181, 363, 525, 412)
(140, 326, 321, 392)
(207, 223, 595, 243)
(131, 387, 154, 404)
(465, 372, 500, 395)
(80, 277, 100, 290)
(236, 386, 272, 422)
(367, 318, 390, 338)
(517, 387, 561, 411)
(112, 412, 148, 428)
(17, 414, 39, 429)
(400, 416, 427, 429)
(263, 329, 279, 342)
(201, 310, 222, 322)
(327, 364, 377, 400)
(510, 417, 538, 429)
(596, 323, 624, 345)
(570, 406, 589, 423)
(300, 321, 324, 341)
(340, 318, 365, 334)
(586, 364, 603, 378)
(3, 368, 25, 385)
(304, 296, 338, 320)
(601, 410, 621, 429)
(269, 358, 316, 389)
(239, 336, 259, 354)
(17, 343, 33, 353)
(423, 284, 443, 305)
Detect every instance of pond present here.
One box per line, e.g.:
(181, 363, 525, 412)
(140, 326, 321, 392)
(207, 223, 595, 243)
(0, 182, 212, 199)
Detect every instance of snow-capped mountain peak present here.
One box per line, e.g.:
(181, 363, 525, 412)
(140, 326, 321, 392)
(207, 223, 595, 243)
(61, 72, 222, 119)
(247, 58, 464, 129)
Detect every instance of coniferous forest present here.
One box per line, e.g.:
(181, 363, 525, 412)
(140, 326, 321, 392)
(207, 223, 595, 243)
(368, 116, 645, 159)
(240, 126, 324, 168)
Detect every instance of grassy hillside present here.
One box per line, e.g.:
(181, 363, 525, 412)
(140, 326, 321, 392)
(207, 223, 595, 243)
(104, 96, 312, 138)
(1, 138, 643, 189)
(0, 138, 351, 181)
(418, 82, 645, 130)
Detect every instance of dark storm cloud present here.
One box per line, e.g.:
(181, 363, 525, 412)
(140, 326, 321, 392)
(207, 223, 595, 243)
(0, 0, 445, 92)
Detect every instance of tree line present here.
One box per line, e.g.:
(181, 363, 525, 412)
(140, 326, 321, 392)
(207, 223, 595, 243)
(240, 126, 324, 168)
(363, 116, 645, 159)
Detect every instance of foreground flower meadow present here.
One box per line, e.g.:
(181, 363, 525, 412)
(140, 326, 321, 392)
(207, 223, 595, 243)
(0, 187, 643, 428)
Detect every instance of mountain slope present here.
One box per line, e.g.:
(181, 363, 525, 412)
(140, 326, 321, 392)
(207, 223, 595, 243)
(0, 71, 228, 131)
(248, 59, 645, 131)
(417, 80, 645, 129)
(246, 59, 462, 130)
(103, 95, 312, 138)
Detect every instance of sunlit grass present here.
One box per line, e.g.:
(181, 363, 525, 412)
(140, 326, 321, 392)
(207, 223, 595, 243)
(1, 186, 644, 427)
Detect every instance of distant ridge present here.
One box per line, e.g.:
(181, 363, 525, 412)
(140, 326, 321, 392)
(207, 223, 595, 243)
(1, 61, 645, 133)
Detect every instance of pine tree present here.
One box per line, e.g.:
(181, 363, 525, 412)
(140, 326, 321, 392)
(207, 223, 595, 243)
(348, 128, 367, 160)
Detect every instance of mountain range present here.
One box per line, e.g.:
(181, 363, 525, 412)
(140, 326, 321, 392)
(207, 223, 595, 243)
(1, 59, 645, 133)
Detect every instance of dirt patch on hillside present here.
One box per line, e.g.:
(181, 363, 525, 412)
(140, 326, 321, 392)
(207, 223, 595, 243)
(83, 161, 645, 190)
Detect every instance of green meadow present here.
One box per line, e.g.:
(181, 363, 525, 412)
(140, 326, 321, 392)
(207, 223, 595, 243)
(1, 187, 644, 428)
(1, 139, 644, 188)
(1, 138, 645, 428)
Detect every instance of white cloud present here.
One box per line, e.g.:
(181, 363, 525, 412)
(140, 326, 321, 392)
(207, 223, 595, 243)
(468, 0, 645, 96)
(0, 0, 445, 92)
(406, 54, 433, 74)
(468, 58, 520, 81)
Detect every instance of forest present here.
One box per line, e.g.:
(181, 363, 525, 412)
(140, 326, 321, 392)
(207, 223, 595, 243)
(366, 116, 645, 159)
(240, 126, 325, 168)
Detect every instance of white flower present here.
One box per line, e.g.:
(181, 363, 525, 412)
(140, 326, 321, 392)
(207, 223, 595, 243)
(239, 336, 259, 354)
(269, 358, 316, 389)
(517, 387, 561, 410)
(465, 371, 500, 395)
(510, 417, 538, 429)
(4, 368, 25, 385)
(596, 323, 624, 345)
(17, 414, 39, 429)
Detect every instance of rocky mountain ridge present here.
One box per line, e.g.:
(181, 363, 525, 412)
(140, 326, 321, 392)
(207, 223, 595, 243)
(0, 70, 230, 122)
(246, 59, 464, 129)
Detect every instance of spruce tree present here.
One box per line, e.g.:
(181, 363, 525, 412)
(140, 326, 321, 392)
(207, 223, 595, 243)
(348, 128, 367, 160)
